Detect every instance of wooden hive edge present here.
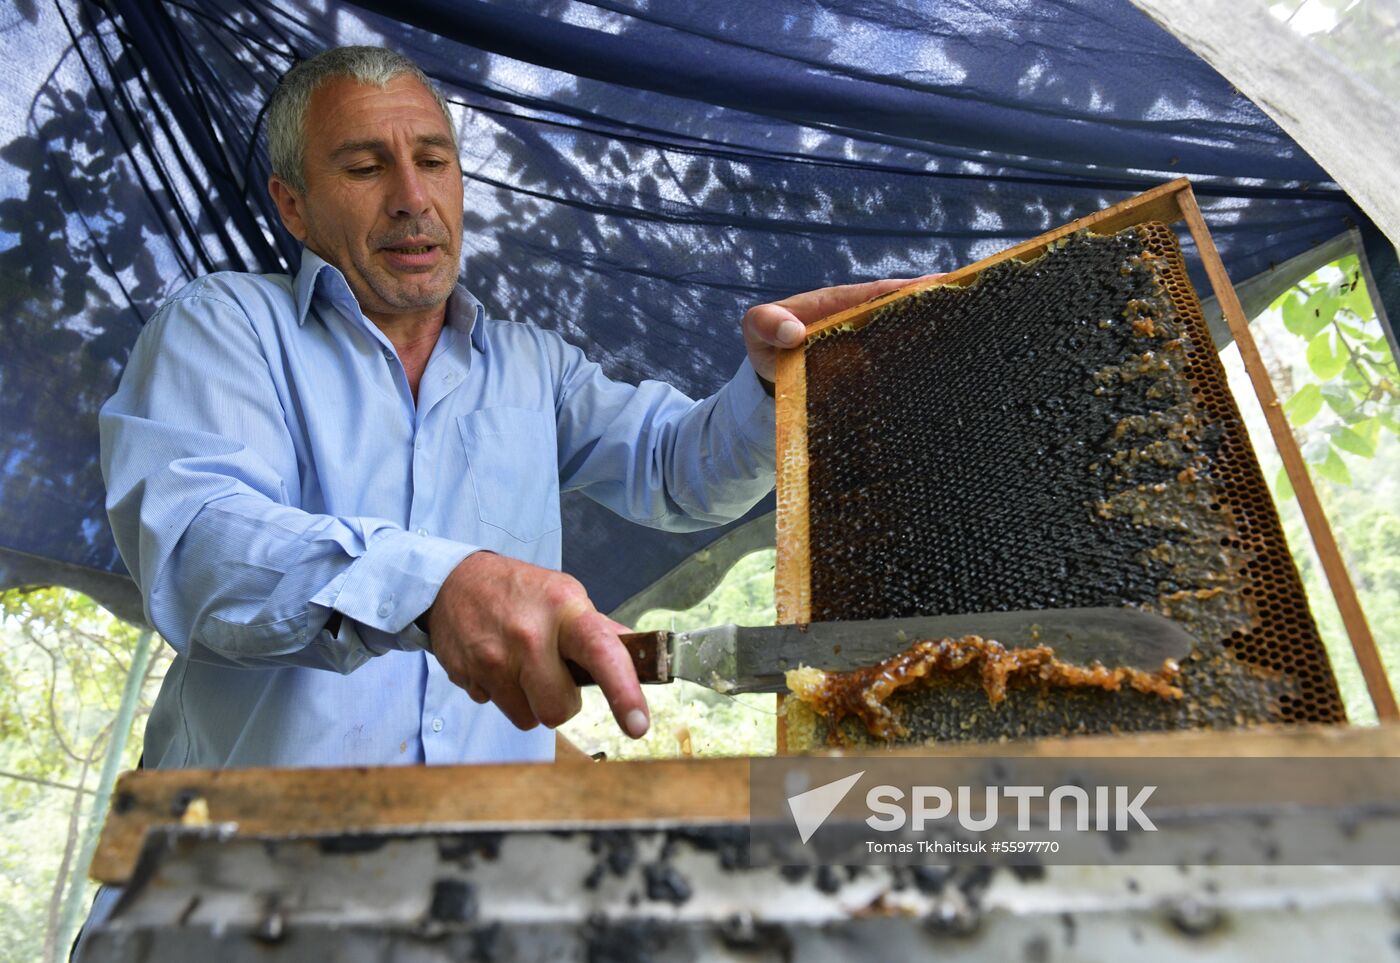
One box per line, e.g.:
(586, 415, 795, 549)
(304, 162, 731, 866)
(92, 721, 1400, 884)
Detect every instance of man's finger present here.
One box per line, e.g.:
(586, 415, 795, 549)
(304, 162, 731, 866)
(520, 650, 583, 729)
(744, 275, 945, 357)
(560, 611, 649, 739)
(486, 679, 539, 731)
(745, 302, 807, 348)
(774, 276, 919, 323)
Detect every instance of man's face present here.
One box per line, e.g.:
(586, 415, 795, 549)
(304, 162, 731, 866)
(270, 75, 464, 324)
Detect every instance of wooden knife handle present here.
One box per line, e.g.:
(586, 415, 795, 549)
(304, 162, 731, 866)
(567, 630, 672, 686)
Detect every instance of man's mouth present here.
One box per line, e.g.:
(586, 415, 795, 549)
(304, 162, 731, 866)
(379, 240, 444, 269)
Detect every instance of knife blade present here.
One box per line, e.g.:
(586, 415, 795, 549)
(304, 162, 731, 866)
(569, 607, 1197, 695)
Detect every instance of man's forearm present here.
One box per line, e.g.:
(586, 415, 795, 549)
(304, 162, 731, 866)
(553, 347, 777, 533)
(99, 292, 477, 671)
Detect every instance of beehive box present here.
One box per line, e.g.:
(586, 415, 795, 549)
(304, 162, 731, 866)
(774, 180, 1354, 750)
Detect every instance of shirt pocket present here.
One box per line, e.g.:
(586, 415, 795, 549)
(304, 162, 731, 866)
(458, 407, 562, 542)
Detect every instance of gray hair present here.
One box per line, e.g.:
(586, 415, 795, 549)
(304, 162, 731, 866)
(266, 46, 457, 194)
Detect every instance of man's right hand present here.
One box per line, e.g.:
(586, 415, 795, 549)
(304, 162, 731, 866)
(423, 551, 650, 739)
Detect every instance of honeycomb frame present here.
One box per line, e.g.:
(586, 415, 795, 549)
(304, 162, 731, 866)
(773, 179, 1386, 751)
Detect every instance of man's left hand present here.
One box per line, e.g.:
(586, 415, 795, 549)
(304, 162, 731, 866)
(741, 276, 941, 384)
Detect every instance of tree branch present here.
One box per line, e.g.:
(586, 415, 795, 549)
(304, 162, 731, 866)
(1332, 323, 1376, 393)
(42, 723, 107, 963)
(26, 630, 86, 765)
(0, 768, 93, 795)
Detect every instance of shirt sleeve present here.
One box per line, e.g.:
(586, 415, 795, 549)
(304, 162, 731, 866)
(99, 289, 476, 673)
(546, 328, 777, 531)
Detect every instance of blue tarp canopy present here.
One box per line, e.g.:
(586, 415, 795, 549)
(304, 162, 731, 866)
(0, 0, 1386, 625)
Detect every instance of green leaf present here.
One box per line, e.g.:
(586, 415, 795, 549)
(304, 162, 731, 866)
(1284, 382, 1324, 426)
(1380, 413, 1400, 436)
(1312, 445, 1353, 486)
(1282, 293, 1315, 337)
(1282, 292, 1331, 339)
(1337, 275, 1374, 324)
(1342, 366, 1369, 391)
(1307, 288, 1341, 329)
(1332, 425, 1376, 458)
(1307, 331, 1348, 381)
(1320, 381, 1357, 415)
(1301, 435, 1330, 462)
(1273, 466, 1294, 501)
(1353, 416, 1382, 448)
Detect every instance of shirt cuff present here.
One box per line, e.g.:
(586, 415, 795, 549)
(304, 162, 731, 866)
(311, 530, 479, 641)
(721, 357, 778, 453)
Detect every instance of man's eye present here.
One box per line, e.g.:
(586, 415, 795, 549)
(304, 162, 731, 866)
(348, 165, 380, 176)
(420, 158, 448, 170)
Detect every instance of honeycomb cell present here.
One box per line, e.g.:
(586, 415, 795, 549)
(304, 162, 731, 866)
(788, 223, 1344, 746)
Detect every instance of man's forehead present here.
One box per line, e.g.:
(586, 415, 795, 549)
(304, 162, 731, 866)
(305, 75, 452, 146)
(329, 133, 455, 159)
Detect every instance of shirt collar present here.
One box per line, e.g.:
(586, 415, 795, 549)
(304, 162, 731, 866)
(293, 247, 486, 350)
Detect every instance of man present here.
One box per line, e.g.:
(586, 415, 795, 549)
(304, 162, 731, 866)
(82, 39, 911, 948)
(81, 42, 912, 956)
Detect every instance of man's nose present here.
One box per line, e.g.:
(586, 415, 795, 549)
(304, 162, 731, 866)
(387, 164, 430, 218)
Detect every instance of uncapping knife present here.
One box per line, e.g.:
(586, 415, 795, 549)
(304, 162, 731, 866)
(567, 607, 1197, 694)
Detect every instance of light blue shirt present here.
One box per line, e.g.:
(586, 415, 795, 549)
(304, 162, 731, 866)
(98, 249, 776, 770)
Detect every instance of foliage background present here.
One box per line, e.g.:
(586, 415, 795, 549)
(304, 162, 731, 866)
(0, 591, 166, 962)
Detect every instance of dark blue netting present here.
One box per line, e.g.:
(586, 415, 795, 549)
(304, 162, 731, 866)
(0, 0, 1366, 621)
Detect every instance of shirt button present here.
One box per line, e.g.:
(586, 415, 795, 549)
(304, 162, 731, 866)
(415, 527, 428, 537)
(431, 718, 444, 733)
(382, 348, 394, 361)
(377, 602, 392, 618)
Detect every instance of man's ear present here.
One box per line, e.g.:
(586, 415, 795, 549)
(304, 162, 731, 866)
(267, 175, 309, 242)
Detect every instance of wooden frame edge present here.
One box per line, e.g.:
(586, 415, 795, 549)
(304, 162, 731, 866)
(1175, 186, 1398, 721)
(773, 340, 811, 754)
(802, 178, 1193, 342)
(774, 345, 811, 630)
